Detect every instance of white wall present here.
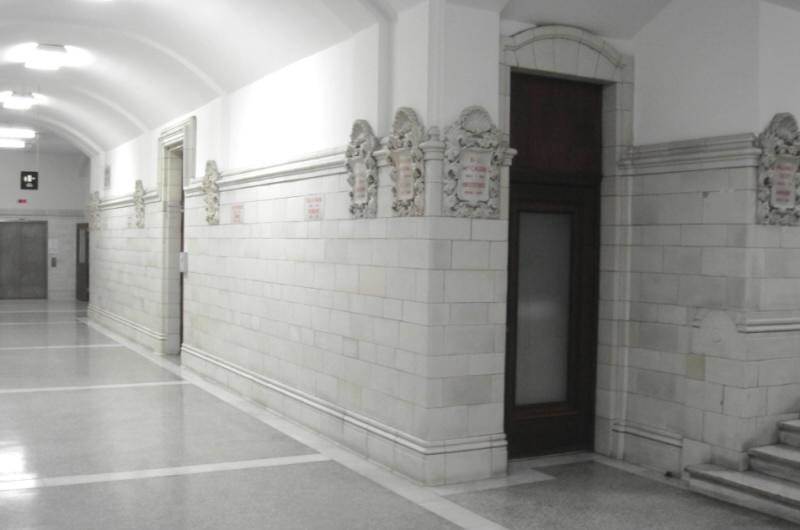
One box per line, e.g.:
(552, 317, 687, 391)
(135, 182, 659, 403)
(99, 24, 385, 195)
(0, 150, 89, 212)
(0, 149, 89, 300)
(633, 0, 760, 144)
(758, 1, 800, 130)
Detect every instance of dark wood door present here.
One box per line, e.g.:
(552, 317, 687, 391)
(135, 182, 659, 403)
(0, 221, 48, 299)
(76, 223, 89, 301)
(506, 73, 602, 457)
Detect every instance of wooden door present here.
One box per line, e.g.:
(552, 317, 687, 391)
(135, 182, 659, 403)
(506, 72, 602, 457)
(76, 223, 89, 301)
(0, 221, 48, 299)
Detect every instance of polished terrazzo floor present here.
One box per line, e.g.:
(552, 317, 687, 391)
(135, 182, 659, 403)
(0, 300, 792, 529)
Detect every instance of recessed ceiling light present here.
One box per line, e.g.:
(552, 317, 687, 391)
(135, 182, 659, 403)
(0, 91, 47, 111)
(0, 139, 26, 149)
(5, 42, 94, 71)
(0, 127, 35, 139)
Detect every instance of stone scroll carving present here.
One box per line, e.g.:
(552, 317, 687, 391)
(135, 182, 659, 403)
(443, 106, 506, 218)
(88, 191, 101, 231)
(345, 121, 378, 219)
(201, 160, 221, 225)
(133, 180, 146, 228)
(757, 113, 800, 225)
(387, 108, 426, 217)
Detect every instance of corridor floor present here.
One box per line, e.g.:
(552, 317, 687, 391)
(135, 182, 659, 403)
(0, 300, 793, 529)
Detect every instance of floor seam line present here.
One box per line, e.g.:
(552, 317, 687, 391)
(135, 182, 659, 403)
(0, 343, 125, 351)
(0, 380, 189, 395)
(0, 454, 331, 492)
(83, 319, 510, 530)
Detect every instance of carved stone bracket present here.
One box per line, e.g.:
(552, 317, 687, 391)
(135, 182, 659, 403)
(346, 120, 378, 219)
(201, 160, 221, 225)
(443, 106, 506, 218)
(133, 180, 146, 228)
(387, 108, 426, 217)
(757, 113, 800, 225)
(88, 191, 101, 231)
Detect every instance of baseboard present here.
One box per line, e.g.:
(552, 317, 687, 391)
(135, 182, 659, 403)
(88, 304, 166, 352)
(181, 343, 507, 485)
(612, 420, 683, 475)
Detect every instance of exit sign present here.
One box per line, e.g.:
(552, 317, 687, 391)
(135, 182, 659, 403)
(21, 171, 38, 190)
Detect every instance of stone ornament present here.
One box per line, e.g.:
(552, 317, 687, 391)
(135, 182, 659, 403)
(443, 106, 506, 218)
(133, 179, 146, 228)
(345, 120, 378, 219)
(88, 191, 101, 231)
(387, 107, 425, 217)
(201, 160, 221, 225)
(757, 113, 800, 225)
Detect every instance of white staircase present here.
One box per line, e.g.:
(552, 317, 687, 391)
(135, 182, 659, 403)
(687, 420, 800, 524)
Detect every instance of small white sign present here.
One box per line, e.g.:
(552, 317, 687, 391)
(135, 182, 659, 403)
(305, 195, 324, 220)
(231, 203, 244, 224)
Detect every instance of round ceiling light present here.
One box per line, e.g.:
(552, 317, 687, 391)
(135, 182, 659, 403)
(0, 91, 47, 111)
(5, 42, 94, 71)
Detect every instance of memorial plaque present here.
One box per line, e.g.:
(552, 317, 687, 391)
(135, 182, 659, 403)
(352, 161, 368, 205)
(305, 195, 323, 221)
(457, 148, 492, 203)
(346, 119, 378, 219)
(757, 113, 800, 225)
(770, 155, 798, 210)
(393, 149, 415, 201)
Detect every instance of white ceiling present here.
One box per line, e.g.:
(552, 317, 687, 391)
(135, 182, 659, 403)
(0, 0, 416, 155)
(0, 0, 673, 157)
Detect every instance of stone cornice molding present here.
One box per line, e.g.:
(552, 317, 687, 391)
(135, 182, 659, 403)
(184, 147, 346, 197)
(621, 133, 760, 175)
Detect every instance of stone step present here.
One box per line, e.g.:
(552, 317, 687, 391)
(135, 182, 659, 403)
(686, 464, 800, 525)
(749, 445, 800, 485)
(779, 420, 800, 449)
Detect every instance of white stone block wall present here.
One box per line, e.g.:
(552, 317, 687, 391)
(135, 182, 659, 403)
(89, 200, 168, 351)
(173, 151, 507, 485)
(604, 136, 800, 474)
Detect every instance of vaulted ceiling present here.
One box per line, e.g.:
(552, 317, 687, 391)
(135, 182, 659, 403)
(0, 0, 672, 157)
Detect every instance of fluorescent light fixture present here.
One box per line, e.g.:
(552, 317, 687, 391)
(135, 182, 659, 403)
(0, 139, 25, 149)
(0, 127, 35, 139)
(5, 42, 94, 71)
(0, 91, 46, 111)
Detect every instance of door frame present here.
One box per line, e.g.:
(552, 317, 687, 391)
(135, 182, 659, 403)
(157, 117, 196, 355)
(499, 26, 635, 459)
(505, 176, 600, 457)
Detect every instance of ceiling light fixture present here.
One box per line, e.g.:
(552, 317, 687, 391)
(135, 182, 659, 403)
(5, 42, 94, 71)
(0, 91, 46, 111)
(0, 139, 26, 149)
(0, 127, 35, 139)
